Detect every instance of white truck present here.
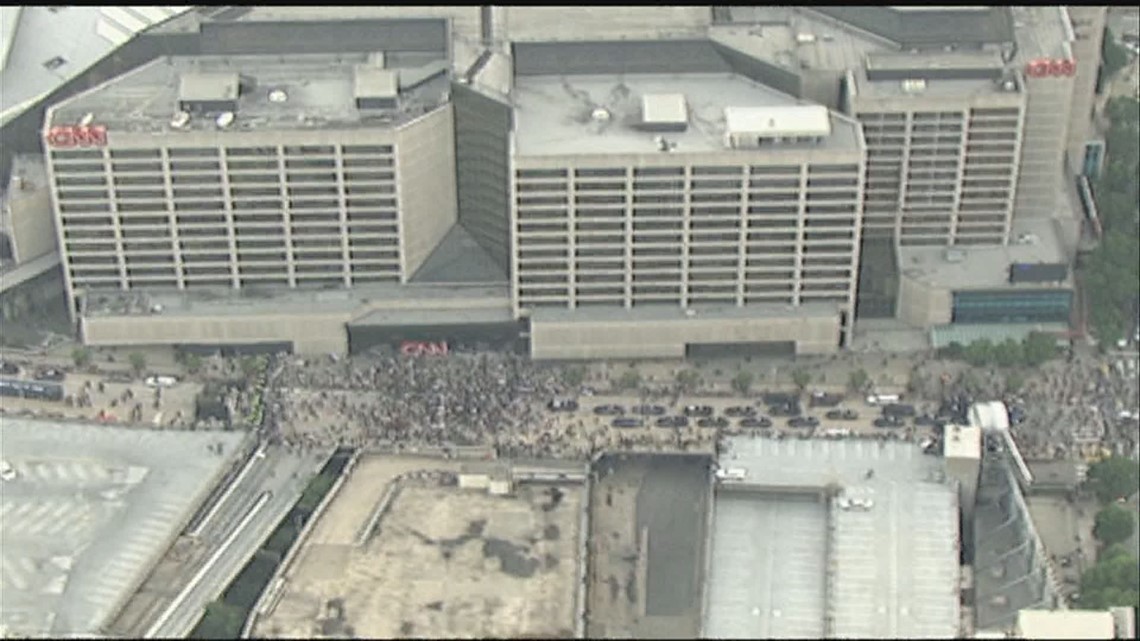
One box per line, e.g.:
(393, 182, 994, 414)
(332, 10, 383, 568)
(865, 393, 900, 406)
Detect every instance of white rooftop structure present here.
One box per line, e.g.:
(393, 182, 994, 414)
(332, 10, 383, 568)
(970, 401, 1011, 433)
(724, 105, 832, 139)
(705, 437, 961, 640)
(1015, 609, 1116, 640)
(641, 93, 687, 126)
(943, 423, 982, 461)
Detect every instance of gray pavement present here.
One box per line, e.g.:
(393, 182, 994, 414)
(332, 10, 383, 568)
(0, 418, 244, 638)
(111, 443, 329, 639)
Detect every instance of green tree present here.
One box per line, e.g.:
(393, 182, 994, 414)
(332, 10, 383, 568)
(1076, 551, 1140, 612)
(297, 474, 336, 513)
(1004, 370, 1027, 395)
(561, 365, 586, 388)
(1093, 505, 1137, 546)
(191, 600, 246, 639)
(939, 342, 965, 360)
(675, 369, 700, 393)
(239, 357, 261, 381)
(993, 338, 1024, 368)
(963, 339, 994, 368)
(184, 353, 203, 375)
(731, 370, 754, 395)
(1087, 456, 1140, 504)
(128, 352, 147, 377)
(1102, 29, 1132, 84)
(847, 368, 871, 393)
(791, 368, 811, 393)
(1022, 332, 1058, 367)
(616, 368, 642, 391)
(71, 347, 92, 369)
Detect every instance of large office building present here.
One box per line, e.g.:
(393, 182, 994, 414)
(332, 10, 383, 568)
(509, 41, 865, 358)
(24, 6, 1097, 356)
(46, 52, 455, 307)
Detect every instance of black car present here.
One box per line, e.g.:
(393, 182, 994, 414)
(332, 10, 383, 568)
(825, 409, 859, 421)
(788, 416, 820, 428)
(881, 403, 916, 418)
(633, 404, 667, 416)
(769, 402, 803, 417)
(739, 417, 773, 429)
(809, 392, 844, 408)
(33, 368, 66, 382)
(914, 414, 937, 427)
(547, 399, 579, 412)
(0, 361, 19, 376)
(612, 417, 644, 428)
(594, 404, 625, 416)
(724, 405, 756, 418)
(697, 417, 729, 429)
(873, 416, 904, 429)
(683, 405, 715, 418)
(656, 415, 689, 428)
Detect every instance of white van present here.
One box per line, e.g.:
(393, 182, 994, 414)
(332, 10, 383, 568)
(865, 393, 900, 406)
(715, 467, 747, 481)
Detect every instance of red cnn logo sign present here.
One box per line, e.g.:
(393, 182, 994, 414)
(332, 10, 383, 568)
(1024, 58, 1075, 78)
(400, 341, 449, 357)
(46, 125, 108, 148)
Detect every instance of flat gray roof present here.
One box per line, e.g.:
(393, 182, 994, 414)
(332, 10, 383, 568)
(0, 418, 244, 637)
(512, 72, 861, 156)
(1, 7, 190, 120)
(705, 437, 961, 639)
(84, 282, 510, 319)
(1011, 6, 1073, 62)
(530, 301, 842, 325)
(49, 52, 450, 134)
(899, 219, 1070, 290)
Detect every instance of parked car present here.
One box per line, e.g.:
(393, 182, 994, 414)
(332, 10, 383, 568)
(809, 391, 844, 408)
(683, 405, 715, 418)
(656, 415, 689, 428)
(33, 368, 66, 382)
(914, 414, 938, 427)
(769, 402, 802, 417)
(612, 417, 644, 428)
(724, 405, 756, 418)
(145, 375, 179, 389)
(873, 416, 904, 429)
(697, 417, 729, 429)
(546, 399, 579, 412)
(632, 404, 667, 416)
(825, 409, 859, 421)
(881, 403, 916, 418)
(739, 417, 773, 429)
(761, 392, 797, 406)
(594, 404, 625, 416)
(788, 416, 819, 428)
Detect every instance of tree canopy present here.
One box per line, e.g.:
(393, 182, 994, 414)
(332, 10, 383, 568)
(731, 370, 754, 395)
(1093, 504, 1137, 546)
(1086, 456, 1140, 504)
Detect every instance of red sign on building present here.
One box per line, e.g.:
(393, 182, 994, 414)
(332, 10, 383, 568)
(1024, 58, 1075, 78)
(400, 340, 449, 357)
(45, 125, 108, 148)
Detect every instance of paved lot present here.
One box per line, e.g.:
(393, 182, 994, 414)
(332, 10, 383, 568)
(0, 418, 243, 637)
(255, 455, 583, 639)
(0, 368, 200, 429)
(1025, 494, 1100, 600)
(587, 453, 711, 640)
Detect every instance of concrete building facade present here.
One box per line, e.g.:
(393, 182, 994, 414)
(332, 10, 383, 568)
(44, 53, 456, 320)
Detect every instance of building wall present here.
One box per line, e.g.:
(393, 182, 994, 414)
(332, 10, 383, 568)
(396, 105, 458, 278)
(2, 157, 57, 263)
(452, 83, 512, 271)
(530, 312, 841, 360)
(80, 311, 350, 354)
(850, 85, 1025, 247)
(45, 124, 439, 315)
(1064, 6, 1107, 176)
(510, 148, 864, 333)
(897, 271, 953, 327)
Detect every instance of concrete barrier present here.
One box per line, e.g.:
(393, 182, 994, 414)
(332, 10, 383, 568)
(240, 450, 358, 639)
(354, 482, 402, 548)
(574, 470, 592, 639)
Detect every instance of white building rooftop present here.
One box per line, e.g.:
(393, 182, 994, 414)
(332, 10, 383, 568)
(724, 105, 831, 139)
(641, 93, 688, 126)
(1016, 609, 1116, 640)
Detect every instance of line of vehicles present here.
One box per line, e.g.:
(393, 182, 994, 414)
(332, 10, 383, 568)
(546, 389, 953, 435)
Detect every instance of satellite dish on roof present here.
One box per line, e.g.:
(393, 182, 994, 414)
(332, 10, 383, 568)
(268, 89, 288, 103)
(170, 111, 191, 129)
(215, 112, 235, 129)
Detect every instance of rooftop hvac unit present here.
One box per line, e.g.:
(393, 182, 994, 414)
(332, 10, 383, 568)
(170, 111, 191, 129)
(795, 33, 816, 44)
(215, 112, 235, 129)
(901, 79, 927, 94)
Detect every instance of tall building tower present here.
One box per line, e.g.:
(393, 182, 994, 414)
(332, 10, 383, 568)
(509, 42, 865, 359)
(44, 54, 457, 319)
